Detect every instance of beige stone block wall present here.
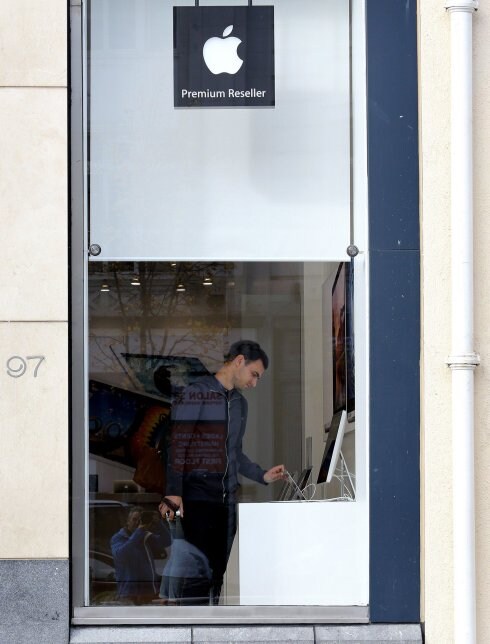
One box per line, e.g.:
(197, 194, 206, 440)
(0, 1, 68, 558)
(0, 323, 68, 558)
(0, 0, 67, 87)
(419, 0, 453, 637)
(0, 88, 68, 320)
(420, 1, 490, 642)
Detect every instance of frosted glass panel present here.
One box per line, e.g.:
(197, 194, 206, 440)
(88, 0, 350, 260)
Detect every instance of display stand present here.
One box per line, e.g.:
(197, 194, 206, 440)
(332, 450, 356, 501)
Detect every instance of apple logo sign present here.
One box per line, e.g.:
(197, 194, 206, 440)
(203, 25, 243, 75)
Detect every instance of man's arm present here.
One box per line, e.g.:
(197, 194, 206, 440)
(238, 450, 285, 484)
(165, 385, 203, 495)
(237, 449, 269, 484)
(235, 396, 267, 483)
(143, 518, 171, 554)
(162, 384, 203, 518)
(110, 528, 147, 563)
(236, 396, 285, 484)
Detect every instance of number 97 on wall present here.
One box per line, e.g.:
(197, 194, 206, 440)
(6, 356, 45, 378)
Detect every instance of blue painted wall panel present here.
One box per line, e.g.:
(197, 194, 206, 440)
(366, 0, 421, 623)
(369, 250, 420, 622)
(367, 0, 420, 252)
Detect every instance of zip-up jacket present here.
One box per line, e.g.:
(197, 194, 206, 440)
(165, 375, 267, 503)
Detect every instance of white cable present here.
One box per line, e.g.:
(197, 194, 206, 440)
(302, 483, 317, 500)
(285, 470, 308, 501)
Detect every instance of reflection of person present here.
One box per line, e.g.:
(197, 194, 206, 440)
(110, 506, 170, 605)
(157, 514, 213, 606)
(159, 340, 285, 603)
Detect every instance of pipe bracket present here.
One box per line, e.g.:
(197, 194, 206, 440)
(446, 353, 481, 369)
(445, 0, 478, 12)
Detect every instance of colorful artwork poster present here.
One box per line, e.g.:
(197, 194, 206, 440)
(88, 380, 170, 467)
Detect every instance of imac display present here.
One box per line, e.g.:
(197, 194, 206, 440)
(317, 410, 347, 484)
(331, 262, 355, 420)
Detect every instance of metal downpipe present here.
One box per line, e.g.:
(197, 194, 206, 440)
(445, 2, 480, 642)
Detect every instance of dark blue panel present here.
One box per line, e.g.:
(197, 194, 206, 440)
(369, 250, 420, 622)
(367, 0, 419, 252)
(367, 0, 420, 624)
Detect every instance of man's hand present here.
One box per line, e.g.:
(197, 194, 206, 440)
(159, 495, 183, 520)
(263, 464, 286, 484)
(139, 511, 160, 532)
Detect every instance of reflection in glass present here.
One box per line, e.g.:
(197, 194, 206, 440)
(110, 507, 169, 605)
(87, 261, 355, 605)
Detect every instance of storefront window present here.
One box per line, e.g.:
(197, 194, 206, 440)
(76, 0, 369, 615)
(88, 260, 359, 606)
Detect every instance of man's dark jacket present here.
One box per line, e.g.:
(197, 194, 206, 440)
(166, 375, 266, 503)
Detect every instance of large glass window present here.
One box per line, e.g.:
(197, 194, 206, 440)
(75, 0, 369, 617)
(87, 260, 362, 607)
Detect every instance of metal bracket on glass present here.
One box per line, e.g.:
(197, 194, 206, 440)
(346, 244, 359, 258)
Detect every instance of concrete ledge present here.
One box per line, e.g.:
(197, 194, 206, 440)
(315, 624, 423, 643)
(0, 559, 69, 644)
(193, 626, 315, 643)
(70, 626, 191, 643)
(69, 624, 423, 644)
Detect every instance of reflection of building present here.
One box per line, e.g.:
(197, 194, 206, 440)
(2, 1, 490, 643)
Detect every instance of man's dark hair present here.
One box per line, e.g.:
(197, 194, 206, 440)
(224, 340, 269, 370)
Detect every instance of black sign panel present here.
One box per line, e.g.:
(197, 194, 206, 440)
(174, 6, 275, 108)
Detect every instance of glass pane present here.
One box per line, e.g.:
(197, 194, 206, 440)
(88, 0, 350, 260)
(87, 260, 358, 606)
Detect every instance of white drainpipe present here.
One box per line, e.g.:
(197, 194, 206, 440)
(444, 1, 480, 643)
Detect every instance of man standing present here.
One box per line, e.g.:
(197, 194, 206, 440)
(159, 340, 285, 603)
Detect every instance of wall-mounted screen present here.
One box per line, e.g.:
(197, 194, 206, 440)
(331, 262, 355, 420)
(317, 409, 347, 484)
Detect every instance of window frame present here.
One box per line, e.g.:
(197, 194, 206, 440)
(66, 0, 413, 624)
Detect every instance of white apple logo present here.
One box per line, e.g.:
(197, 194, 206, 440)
(203, 25, 243, 75)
